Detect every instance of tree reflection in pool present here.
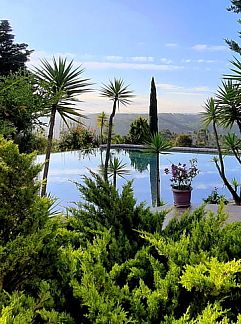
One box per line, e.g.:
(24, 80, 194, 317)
(37, 148, 239, 210)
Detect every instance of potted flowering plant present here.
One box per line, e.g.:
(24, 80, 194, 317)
(164, 158, 199, 207)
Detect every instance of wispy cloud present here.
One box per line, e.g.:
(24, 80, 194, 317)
(28, 51, 182, 71)
(182, 58, 218, 64)
(191, 44, 227, 52)
(130, 56, 154, 62)
(160, 58, 173, 64)
(165, 43, 178, 48)
(157, 83, 213, 95)
(82, 61, 184, 71)
(104, 55, 123, 61)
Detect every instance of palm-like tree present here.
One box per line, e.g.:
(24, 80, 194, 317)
(215, 81, 241, 133)
(33, 57, 91, 196)
(100, 78, 134, 181)
(145, 133, 171, 207)
(97, 111, 108, 144)
(108, 157, 130, 188)
(202, 97, 241, 204)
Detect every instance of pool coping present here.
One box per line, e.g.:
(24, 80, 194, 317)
(100, 144, 218, 154)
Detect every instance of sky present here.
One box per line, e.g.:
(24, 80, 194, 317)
(1, 0, 240, 114)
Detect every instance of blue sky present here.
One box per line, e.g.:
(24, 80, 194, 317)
(2, 0, 240, 114)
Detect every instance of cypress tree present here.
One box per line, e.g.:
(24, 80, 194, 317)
(149, 77, 158, 134)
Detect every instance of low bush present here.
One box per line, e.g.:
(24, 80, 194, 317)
(58, 125, 98, 151)
(2, 137, 241, 322)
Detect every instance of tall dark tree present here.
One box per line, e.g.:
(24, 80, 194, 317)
(0, 20, 33, 76)
(225, 1, 241, 54)
(149, 77, 158, 135)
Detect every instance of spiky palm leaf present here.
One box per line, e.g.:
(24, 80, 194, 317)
(201, 97, 220, 127)
(215, 81, 241, 129)
(100, 78, 134, 108)
(33, 57, 91, 124)
(108, 157, 130, 179)
(224, 57, 241, 82)
(145, 133, 171, 154)
(108, 157, 130, 188)
(33, 57, 91, 196)
(100, 78, 134, 181)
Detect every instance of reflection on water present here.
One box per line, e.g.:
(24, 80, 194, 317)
(37, 148, 240, 210)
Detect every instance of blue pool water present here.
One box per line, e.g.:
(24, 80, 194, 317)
(37, 149, 240, 210)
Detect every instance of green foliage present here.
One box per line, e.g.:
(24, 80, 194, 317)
(226, 0, 241, 54)
(100, 78, 134, 181)
(175, 133, 193, 147)
(112, 133, 125, 144)
(0, 20, 33, 76)
(181, 258, 241, 295)
(4, 136, 241, 322)
(145, 132, 172, 153)
(127, 116, 150, 144)
(58, 125, 98, 151)
(68, 172, 166, 264)
(33, 56, 91, 196)
(0, 72, 46, 142)
(0, 136, 50, 242)
(203, 187, 229, 204)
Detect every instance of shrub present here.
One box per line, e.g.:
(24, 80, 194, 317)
(175, 134, 192, 147)
(58, 125, 98, 151)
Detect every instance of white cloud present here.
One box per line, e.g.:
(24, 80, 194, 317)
(27, 50, 86, 68)
(130, 56, 154, 62)
(192, 44, 227, 52)
(29, 51, 182, 71)
(160, 58, 173, 64)
(156, 83, 182, 91)
(82, 61, 184, 71)
(165, 43, 178, 48)
(157, 83, 213, 95)
(182, 58, 218, 64)
(104, 55, 123, 61)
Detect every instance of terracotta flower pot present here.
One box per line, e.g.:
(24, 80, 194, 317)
(172, 188, 192, 207)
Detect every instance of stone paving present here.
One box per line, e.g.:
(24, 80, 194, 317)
(151, 203, 241, 229)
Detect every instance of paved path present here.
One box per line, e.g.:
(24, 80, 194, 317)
(151, 204, 241, 229)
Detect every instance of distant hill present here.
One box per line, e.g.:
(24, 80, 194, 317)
(84, 113, 203, 136)
(53, 113, 238, 138)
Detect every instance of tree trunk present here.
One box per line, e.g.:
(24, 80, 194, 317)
(113, 171, 117, 188)
(104, 100, 117, 181)
(149, 154, 158, 207)
(40, 106, 57, 197)
(100, 124, 103, 145)
(213, 121, 241, 204)
(156, 152, 161, 207)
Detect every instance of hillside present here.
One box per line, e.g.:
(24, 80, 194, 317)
(53, 113, 238, 138)
(84, 113, 203, 135)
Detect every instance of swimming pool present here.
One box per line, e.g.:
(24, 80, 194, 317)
(37, 149, 240, 210)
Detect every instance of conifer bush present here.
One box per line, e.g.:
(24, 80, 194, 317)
(2, 137, 241, 322)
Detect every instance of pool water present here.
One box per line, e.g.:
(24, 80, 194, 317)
(37, 149, 240, 210)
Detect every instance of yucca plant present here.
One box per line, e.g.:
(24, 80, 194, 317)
(202, 98, 241, 204)
(215, 80, 241, 133)
(224, 133, 241, 165)
(33, 57, 91, 196)
(97, 111, 108, 144)
(108, 157, 130, 188)
(100, 78, 134, 181)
